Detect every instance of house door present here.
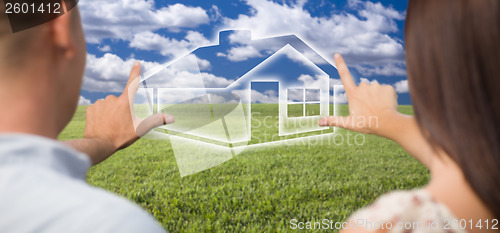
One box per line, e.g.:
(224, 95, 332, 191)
(250, 82, 279, 144)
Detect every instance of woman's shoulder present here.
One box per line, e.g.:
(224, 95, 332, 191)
(346, 189, 467, 233)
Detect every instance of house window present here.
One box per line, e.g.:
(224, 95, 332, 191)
(287, 88, 320, 117)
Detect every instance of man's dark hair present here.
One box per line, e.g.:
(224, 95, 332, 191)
(1, 0, 79, 33)
(0, 0, 79, 68)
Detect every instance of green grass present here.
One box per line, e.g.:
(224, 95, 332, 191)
(59, 104, 429, 233)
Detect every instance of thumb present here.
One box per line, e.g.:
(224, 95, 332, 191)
(319, 116, 352, 129)
(135, 113, 175, 137)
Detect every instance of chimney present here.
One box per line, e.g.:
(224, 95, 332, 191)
(219, 30, 251, 45)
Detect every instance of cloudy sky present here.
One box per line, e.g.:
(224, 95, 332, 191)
(78, 0, 410, 105)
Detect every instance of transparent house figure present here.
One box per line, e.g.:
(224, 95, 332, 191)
(129, 30, 341, 176)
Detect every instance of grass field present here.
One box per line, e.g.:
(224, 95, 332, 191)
(58, 104, 430, 232)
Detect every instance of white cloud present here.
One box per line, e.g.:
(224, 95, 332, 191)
(98, 45, 111, 52)
(228, 30, 253, 44)
(298, 74, 329, 87)
(331, 92, 348, 104)
(83, 52, 231, 92)
(83, 53, 161, 92)
(354, 0, 405, 21)
(208, 94, 239, 104)
(164, 55, 212, 72)
(141, 55, 231, 88)
(129, 31, 211, 58)
(249, 89, 279, 103)
(330, 78, 343, 86)
(347, 0, 363, 8)
(81, 0, 408, 96)
(197, 59, 212, 71)
(231, 89, 278, 103)
(209, 5, 222, 21)
(353, 63, 406, 76)
(393, 79, 409, 93)
(78, 96, 92, 105)
(221, 0, 406, 76)
(282, 47, 329, 66)
(79, 1, 210, 43)
(328, 77, 409, 101)
(287, 89, 303, 102)
(201, 73, 234, 88)
(219, 45, 262, 62)
(330, 82, 347, 104)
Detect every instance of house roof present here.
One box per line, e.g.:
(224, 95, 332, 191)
(142, 30, 337, 88)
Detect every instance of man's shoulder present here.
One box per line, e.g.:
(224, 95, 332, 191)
(0, 166, 166, 233)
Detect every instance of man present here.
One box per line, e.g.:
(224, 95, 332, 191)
(0, 3, 173, 232)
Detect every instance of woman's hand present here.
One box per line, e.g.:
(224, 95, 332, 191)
(320, 53, 436, 169)
(319, 53, 400, 137)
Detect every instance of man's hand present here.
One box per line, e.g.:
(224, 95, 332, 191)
(65, 62, 174, 165)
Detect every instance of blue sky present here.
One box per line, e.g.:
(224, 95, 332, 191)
(77, 0, 410, 105)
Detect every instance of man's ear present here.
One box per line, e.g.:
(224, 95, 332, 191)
(50, 11, 75, 58)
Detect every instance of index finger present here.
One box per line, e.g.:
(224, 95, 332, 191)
(122, 61, 142, 97)
(334, 53, 356, 94)
(122, 62, 142, 120)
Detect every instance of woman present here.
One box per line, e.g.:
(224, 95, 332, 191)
(319, 0, 499, 232)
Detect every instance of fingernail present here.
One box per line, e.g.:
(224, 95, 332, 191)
(334, 53, 341, 59)
(164, 114, 175, 124)
(318, 118, 327, 126)
(134, 61, 140, 67)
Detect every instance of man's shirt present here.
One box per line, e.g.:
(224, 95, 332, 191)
(0, 134, 166, 233)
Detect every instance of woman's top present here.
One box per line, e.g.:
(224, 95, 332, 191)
(349, 189, 467, 233)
